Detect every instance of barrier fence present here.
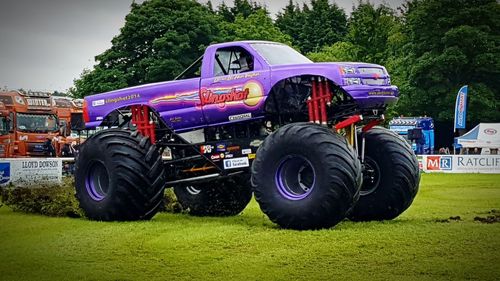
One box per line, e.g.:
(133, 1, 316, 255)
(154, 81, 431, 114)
(1, 155, 499, 187)
(417, 155, 500, 173)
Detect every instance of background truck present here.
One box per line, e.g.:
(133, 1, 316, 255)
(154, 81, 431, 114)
(0, 90, 60, 157)
(389, 116, 435, 154)
(76, 41, 420, 230)
(53, 96, 86, 152)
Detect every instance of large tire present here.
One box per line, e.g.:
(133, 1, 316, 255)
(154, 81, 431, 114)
(251, 123, 362, 230)
(75, 129, 166, 221)
(348, 127, 420, 221)
(173, 175, 252, 216)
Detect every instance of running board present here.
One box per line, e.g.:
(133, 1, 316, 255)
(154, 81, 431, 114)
(165, 171, 244, 185)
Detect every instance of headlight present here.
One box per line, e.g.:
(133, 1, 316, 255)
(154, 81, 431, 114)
(343, 78, 362, 85)
(387, 77, 391, 85)
(341, 66, 356, 74)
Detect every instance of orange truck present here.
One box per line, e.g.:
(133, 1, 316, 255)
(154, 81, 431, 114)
(0, 90, 60, 157)
(52, 96, 85, 149)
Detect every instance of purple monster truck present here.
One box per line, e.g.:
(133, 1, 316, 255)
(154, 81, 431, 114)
(75, 41, 420, 230)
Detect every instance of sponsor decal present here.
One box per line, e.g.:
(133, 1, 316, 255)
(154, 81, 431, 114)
(220, 153, 225, 159)
(201, 88, 249, 105)
(226, 146, 240, 152)
(150, 91, 199, 105)
(456, 156, 500, 168)
(169, 117, 182, 123)
(14, 96, 25, 105)
(105, 94, 140, 104)
(200, 145, 213, 154)
(213, 72, 260, 83)
(248, 153, 256, 160)
(484, 128, 497, 135)
(210, 154, 220, 160)
(96, 116, 104, 121)
(368, 91, 393, 96)
(454, 85, 468, 130)
(223, 157, 250, 169)
(200, 81, 263, 107)
(426, 156, 452, 171)
(0, 162, 11, 184)
(241, 148, 252, 155)
(216, 143, 226, 152)
(229, 113, 252, 121)
(92, 99, 105, 107)
(249, 139, 263, 147)
(19, 135, 28, 141)
(225, 153, 234, 158)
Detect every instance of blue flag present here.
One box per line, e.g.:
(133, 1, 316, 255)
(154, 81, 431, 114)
(454, 85, 468, 131)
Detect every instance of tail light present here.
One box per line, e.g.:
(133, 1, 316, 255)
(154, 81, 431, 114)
(83, 99, 90, 123)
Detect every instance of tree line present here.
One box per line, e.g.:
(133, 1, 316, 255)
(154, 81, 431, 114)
(71, 0, 500, 124)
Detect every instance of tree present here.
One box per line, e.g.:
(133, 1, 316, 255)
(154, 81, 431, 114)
(394, 0, 500, 123)
(346, 1, 399, 64)
(216, 0, 264, 23)
(275, 1, 305, 48)
(73, 0, 220, 97)
(307, 41, 360, 62)
(275, 0, 347, 53)
(306, 2, 400, 67)
(218, 9, 292, 44)
(300, 0, 348, 53)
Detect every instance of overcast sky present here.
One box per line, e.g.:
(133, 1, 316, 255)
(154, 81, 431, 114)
(0, 0, 405, 92)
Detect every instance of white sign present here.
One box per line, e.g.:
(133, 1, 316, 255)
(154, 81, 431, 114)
(223, 157, 249, 169)
(27, 98, 49, 107)
(228, 113, 252, 121)
(420, 155, 500, 174)
(92, 99, 105, 107)
(0, 158, 63, 186)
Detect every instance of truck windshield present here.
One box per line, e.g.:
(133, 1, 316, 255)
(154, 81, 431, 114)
(251, 43, 312, 66)
(16, 113, 59, 133)
(0, 117, 8, 135)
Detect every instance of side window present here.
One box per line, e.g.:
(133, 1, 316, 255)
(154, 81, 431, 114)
(175, 56, 203, 80)
(214, 47, 254, 77)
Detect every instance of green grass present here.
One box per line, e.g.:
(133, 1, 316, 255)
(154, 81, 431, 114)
(1, 174, 499, 281)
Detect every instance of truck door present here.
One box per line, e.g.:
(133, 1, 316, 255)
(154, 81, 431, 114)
(200, 46, 269, 126)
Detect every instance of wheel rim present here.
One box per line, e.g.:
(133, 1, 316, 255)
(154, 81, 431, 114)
(85, 161, 110, 201)
(186, 186, 201, 195)
(275, 155, 315, 200)
(361, 157, 380, 196)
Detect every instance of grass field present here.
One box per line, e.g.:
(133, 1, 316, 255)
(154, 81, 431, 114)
(1, 173, 499, 281)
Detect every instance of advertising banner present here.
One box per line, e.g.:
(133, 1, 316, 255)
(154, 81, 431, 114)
(422, 155, 500, 174)
(453, 85, 468, 131)
(0, 158, 62, 186)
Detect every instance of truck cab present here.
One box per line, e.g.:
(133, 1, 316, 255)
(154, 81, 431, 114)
(0, 91, 60, 157)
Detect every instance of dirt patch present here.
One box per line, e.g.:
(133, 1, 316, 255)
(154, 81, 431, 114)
(434, 216, 462, 223)
(474, 210, 500, 224)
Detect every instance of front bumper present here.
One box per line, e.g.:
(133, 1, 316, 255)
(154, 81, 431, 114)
(342, 85, 399, 109)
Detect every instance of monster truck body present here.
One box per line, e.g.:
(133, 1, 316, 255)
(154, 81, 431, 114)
(76, 41, 419, 229)
(84, 41, 397, 130)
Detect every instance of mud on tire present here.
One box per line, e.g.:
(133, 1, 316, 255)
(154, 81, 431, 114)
(75, 129, 166, 221)
(348, 127, 420, 221)
(173, 175, 252, 216)
(251, 123, 362, 230)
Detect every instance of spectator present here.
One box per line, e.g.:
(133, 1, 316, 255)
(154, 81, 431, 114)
(44, 138, 55, 157)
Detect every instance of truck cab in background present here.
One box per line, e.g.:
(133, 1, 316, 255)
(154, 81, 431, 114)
(0, 90, 60, 157)
(389, 116, 435, 154)
(53, 96, 85, 148)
